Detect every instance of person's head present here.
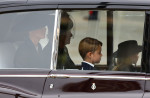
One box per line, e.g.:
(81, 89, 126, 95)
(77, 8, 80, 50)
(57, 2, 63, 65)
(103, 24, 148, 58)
(14, 12, 49, 46)
(79, 37, 103, 64)
(12, 12, 49, 41)
(114, 40, 142, 65)
(59, 11, 74, 48)
(29, 26, 46, 40)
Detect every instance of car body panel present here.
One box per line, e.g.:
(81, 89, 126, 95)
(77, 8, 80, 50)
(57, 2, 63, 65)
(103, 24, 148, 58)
(58, 4, 150, 10)
(0, 0, 27, 8)
(0, 0, 148, 98)
(0, 0, 150, 12)
(0, 4, 57, 14)
(27, 0, 150, 10)
(0, 69, 51, 98)
(28, 0, 150, 5)
(27, 0, 61, 4)
(143, 74, 150, 98)
(42, 70, 145, 98)
(0, 0, 27, 4)
(1, 0, 150, 7)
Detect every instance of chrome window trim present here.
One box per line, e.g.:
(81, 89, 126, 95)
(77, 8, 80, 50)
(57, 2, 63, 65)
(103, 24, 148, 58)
(49, 74, 147, 80)
(50, 10, 61, 70)
(0, 74, 148, 80)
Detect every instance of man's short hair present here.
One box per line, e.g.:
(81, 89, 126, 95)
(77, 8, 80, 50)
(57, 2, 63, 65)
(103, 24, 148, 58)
(78, 37, 102, 59)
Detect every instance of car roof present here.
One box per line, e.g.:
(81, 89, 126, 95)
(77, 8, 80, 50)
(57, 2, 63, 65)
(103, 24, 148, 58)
(27, 0, 150, 6)
(0, 0, 150, 11)
(1, 0, 150, 6)
(0, 0, 27, 4)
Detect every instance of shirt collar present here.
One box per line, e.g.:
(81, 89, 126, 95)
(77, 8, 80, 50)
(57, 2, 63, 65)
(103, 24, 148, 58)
(82, 61, 94, 67)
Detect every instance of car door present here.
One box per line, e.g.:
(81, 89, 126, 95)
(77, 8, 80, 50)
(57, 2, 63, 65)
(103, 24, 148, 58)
(144, 73, 150, 98)
(142, 11, 150, 98)
(0, 0, 27, 4)
(43, 70, 145, 98)
(0, 2, 57, 98)
(0, 69, 50, 98)
(42, 8, 147, 98)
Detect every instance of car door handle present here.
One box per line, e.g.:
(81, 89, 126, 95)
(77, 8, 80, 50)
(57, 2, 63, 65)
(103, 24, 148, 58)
(49, 74, 70, 78)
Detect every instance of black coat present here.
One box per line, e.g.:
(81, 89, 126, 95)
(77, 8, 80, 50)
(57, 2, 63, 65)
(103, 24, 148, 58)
(57, 46, 75, 69)
(14, 39, 44, 68)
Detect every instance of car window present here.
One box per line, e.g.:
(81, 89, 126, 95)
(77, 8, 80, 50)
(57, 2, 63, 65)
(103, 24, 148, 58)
(0, 10, 55, 69)
(56, 10, 144, 72)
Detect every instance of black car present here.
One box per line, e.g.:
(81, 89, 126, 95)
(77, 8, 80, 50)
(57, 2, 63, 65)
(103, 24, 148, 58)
(0, 0, 150, 98)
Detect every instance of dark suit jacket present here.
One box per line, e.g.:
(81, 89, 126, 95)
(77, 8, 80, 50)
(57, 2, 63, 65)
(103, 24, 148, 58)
(81, 62, 94, 70)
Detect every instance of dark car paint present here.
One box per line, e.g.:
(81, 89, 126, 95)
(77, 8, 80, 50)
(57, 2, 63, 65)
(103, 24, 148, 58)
(1, 0, 150, 6)
(0, 0, 149, 98)
(1, 0, 150, 13)
(0, 0, 27, 10)
(0, 0, 27, 4)
(0, 69, 51, 98)
(143, 73, 150, 98)
(27, 0, 150, 5)
(42, 70, 145, 98)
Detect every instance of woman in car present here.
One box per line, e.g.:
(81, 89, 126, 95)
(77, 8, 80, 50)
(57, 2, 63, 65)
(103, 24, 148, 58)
(43, 11, 76, 69)
(112, 40, 142, 72)
(56, 11, 76, 69)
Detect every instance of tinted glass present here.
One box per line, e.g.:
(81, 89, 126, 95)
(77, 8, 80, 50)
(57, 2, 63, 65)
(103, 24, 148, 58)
(57, 10, 144, 72)
(0, 10, 55, 68)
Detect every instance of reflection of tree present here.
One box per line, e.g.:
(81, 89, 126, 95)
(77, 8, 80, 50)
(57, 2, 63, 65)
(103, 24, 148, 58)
(62, 78, 141, 92)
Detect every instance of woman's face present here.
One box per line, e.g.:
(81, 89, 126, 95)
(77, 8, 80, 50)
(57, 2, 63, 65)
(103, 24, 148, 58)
(59, 14, 73, 48)
(59, 30, 73, 47)
(64, 30, 73, 45)
(131, 53, 139, 64)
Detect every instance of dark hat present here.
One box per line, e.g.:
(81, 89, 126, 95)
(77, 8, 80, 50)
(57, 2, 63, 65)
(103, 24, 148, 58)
(113, 40, 142, 58)
(60, 11, 73, 34)
(12, 12, 49, 33)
